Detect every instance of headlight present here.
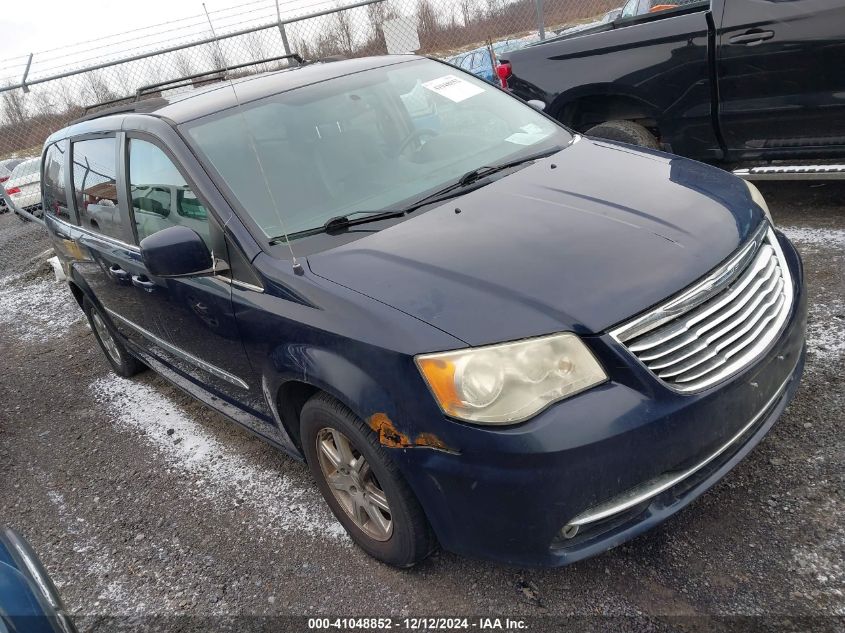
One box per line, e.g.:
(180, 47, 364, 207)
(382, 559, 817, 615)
(744, 180, 774, 226)
(415, 333, 607, 425)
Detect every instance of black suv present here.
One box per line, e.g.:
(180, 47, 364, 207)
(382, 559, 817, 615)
(502, 0, 845, 170)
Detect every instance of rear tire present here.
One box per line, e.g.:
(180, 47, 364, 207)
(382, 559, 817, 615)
(585, 120, 660, 149)
(83, 297, 145, 378)
(301, 393, 436, 567)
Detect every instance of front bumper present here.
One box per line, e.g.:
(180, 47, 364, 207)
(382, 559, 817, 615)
(395, 231, 806, 567)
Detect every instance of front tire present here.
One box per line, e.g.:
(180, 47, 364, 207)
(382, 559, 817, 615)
(83, 297, 145, 378)
(301, 393, 436, 567)
(585, 120, 660, 149)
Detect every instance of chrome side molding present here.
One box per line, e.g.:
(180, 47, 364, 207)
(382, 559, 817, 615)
(105, 308, 249, 389)
(733, 164, 845, 181)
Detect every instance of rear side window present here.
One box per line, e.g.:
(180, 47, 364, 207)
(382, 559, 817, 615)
(72, 137, 123, 239)
(128, 139, 210, 245)
(42, 142, 71, 220)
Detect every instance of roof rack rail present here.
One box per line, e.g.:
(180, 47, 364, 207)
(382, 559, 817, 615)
(77, 53, 305, 123)
(73, 97, 171, 124)
(134, 53, 305, 100)
(82, 95, 134, 114)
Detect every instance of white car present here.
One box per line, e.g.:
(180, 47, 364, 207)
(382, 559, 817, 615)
(0, 158, 24, 212)
(4, 157, 42, 216)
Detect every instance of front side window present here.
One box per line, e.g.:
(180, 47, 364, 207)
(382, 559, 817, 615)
(42, 142, 71, 220)
(621, 0, 639, 18)
(128, 139, 210, 245)
(623, 0, 708, 17)
(184, 58, 571, 240)
(72, 137, 122, 239)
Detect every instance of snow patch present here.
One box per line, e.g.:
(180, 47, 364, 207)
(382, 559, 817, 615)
(791, 498, 845, 613)
(781, 227, 845, 251)
(806, 296, 845, 366)
(44, 488, 154, 614)
(90, 375, 347, 541)
(0, 274, 82, 342)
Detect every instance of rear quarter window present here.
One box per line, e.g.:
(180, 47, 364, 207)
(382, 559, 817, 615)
(42, 142, 72, 220)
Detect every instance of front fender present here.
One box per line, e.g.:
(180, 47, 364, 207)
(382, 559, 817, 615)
(266, 343, 397, 425)
(262, 340, 459, 457)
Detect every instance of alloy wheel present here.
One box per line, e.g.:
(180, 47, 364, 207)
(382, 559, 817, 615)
(92, 311, 122, 364)
(316, 427, 393, 541)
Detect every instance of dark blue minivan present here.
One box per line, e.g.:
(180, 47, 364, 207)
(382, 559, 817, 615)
(42, 55, 806, 568)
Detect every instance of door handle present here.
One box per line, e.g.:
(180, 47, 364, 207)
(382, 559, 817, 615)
(131, 274, 156, 292)
(729, 29, 774, 46)
(108, 264, 131, 281)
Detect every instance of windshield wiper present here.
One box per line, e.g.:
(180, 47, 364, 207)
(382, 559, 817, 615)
(270, 147, 563, 242)
(455, 147, 562, 188)
(322, 209, 407, 232)
(270, 209, 408, 242)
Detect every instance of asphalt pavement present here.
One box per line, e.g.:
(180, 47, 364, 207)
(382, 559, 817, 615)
(0, 182, 842, 631)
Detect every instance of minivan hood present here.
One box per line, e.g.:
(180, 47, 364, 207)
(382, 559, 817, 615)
(308, 138, 762, 347)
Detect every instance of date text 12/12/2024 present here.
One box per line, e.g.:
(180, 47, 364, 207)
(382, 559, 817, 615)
(307, 618, 528, 630)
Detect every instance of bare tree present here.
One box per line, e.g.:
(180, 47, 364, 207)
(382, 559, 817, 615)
(55, 80, 81, 114)
(173, 52, 196, 78)
(485, 0, 503, 19)
(1, 86, 28, 126)
(30, 88, 57, 118)
(367, 1, 399, 41)
(108, 65, 132, 98)
(459, 0, 474, 26)
(244, 32, 270, 72)
(206, 42, 228, 72)
(417, 0, 439, 40)
(294, 37, 315, 61)
(332, 7, 356, 56)
(85, 70, 117, 104)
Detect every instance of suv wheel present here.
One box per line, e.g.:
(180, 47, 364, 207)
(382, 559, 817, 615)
(83, 297, 145, 377)
(300, 393, 436, 567)
(585, 120, 660, 149)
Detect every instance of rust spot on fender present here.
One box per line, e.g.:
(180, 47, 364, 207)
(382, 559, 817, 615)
(369, 412, 412, 448)
(413, 432, 450, 451)
(368, 413, 455, 452)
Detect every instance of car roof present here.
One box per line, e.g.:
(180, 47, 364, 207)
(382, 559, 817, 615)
(48, 55, 422, 143)
(12, 157, 39, 170)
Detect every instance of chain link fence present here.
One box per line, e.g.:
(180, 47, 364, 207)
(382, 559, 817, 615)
(0, 0, 616, 266)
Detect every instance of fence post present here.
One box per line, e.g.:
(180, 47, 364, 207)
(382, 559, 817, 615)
(534, 0, 546, 41)
(20, 53, 33, 93)
(274, 0, 292, 57)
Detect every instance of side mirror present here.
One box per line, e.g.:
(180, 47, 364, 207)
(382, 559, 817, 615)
(140, 226, 213, 278)
(527, 99, 546, 111)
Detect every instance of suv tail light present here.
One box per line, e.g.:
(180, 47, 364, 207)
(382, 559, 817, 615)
(5, 186, 21, 195)
(496, 62, 512, 90)
(0, 176, 8, 184)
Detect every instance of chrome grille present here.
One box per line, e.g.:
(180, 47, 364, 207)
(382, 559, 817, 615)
(611, 223, 793, 392)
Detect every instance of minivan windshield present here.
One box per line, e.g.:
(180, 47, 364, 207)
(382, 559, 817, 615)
(183, 58, 572, 239)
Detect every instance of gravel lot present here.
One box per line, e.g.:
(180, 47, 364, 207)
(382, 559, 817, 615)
(0, 183, 843, 630)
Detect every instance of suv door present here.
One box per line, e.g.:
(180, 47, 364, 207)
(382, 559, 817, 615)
(717, 0, 845, 158)
(126, 135, 263, 412)
(66, 134, 167, 350)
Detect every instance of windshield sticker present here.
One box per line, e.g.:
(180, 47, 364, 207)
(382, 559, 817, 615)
(421, 75, 485, 102)
(505, 123, 549, 146)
